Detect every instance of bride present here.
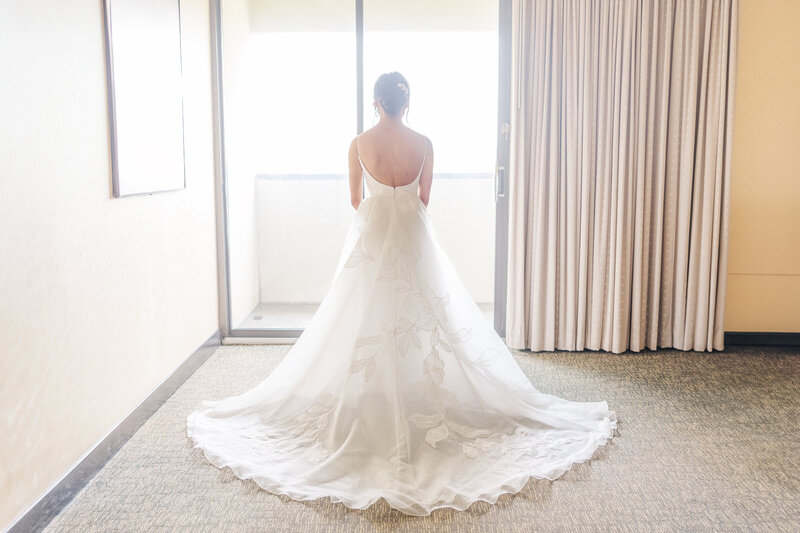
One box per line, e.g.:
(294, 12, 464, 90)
(187, 72, 617, 516)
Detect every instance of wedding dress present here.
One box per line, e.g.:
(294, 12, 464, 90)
(186, 145, 618, 515)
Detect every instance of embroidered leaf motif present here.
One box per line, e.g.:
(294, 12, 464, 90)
(303, 443, 329, 462)
(462, 442, 479, 459)
(424, 349, 445, 385)
(411, 330, 421, 349)
(395, 320, 412, 335)
(425, 422, 449, 447)
(377, 269, 397, 281)
(436, 386, 459, 407)
(365, 357, 376, 380)
(397, 282, 413, 293)
(307, 402, 334, 416)
(349, 357, 372, 374)
(448, 327, 471, 344)
(408, 412, 442, 429)
(356, 334, 383, 348)
(393, 321, 418, 357)
(472, 348, 502, 368)
(434, 294, 450, 313)
(430, 328, 439, 347)
(447, 420, 495, 439)
(404, 293, 425, 315)
(344, 242, 371, 268)
(395, 334, 409, 357)
(279, 395, 338, 463)
(415, 312, 438, 331)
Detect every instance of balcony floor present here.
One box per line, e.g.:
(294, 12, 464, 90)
(237, 302, 495, 331)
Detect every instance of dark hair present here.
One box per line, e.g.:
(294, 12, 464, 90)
(373, 72, 409, 116)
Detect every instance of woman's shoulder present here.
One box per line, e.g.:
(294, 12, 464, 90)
(353, 127, 431, 152)
(404, 126, 429, 141)
(352, 129, 375, 150)
(401, 128, 432, 153)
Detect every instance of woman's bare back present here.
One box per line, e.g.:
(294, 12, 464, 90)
(348, 124, 434, 209)
(356, 126, 428, 187)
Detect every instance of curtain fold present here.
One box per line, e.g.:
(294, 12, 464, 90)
(506, 0, 738, 353)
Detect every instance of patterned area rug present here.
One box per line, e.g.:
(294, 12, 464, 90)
(44, 345, 799, 532)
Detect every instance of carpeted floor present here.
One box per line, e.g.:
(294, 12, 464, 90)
(44, 345, 799, 532)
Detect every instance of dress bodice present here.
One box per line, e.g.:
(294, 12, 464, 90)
(359, 157, 422, 198)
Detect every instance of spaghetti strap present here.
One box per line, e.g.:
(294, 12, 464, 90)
(416, 138, 427, 178)
(355, 136, 368, 173)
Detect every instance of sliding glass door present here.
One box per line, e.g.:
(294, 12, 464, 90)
(213, 0, 510, 339)
(363, 0, 499, 326)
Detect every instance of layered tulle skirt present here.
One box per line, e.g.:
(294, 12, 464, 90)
(187, 190, 617, 515)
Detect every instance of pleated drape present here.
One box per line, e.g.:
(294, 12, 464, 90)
(506, 0, 738, 353)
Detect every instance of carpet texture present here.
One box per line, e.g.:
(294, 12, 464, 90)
(44, 345, 799, 532)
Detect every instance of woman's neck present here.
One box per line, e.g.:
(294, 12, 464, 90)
(377, 111, 405, 128)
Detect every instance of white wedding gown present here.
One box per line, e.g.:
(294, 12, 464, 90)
(187, 150, 618, 515)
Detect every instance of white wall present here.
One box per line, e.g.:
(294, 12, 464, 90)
(0, 0, 219, 528)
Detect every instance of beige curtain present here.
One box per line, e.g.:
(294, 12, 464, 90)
(506, 0, 739, 353)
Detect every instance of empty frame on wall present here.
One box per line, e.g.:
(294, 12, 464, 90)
(102, 0, 186, 197)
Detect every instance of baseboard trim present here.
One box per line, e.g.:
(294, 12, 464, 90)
(4, 330, 221, 533)
(222, 336, 298, 345)
(724, 331, 800, 346)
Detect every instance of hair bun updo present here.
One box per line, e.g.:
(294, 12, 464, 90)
(374, 72, 410, 116)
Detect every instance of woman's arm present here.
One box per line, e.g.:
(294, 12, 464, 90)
(348, 137, 363, 210)
(418, 136, 434, 207)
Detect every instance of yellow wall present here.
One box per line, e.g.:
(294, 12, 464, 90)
(0, 0, 218, 528)
(725, 0, 800, 332)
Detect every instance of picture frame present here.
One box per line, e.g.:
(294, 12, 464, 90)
(102, 0, 187, 197)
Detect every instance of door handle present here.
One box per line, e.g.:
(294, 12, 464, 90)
(495, 164, 506, 201)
